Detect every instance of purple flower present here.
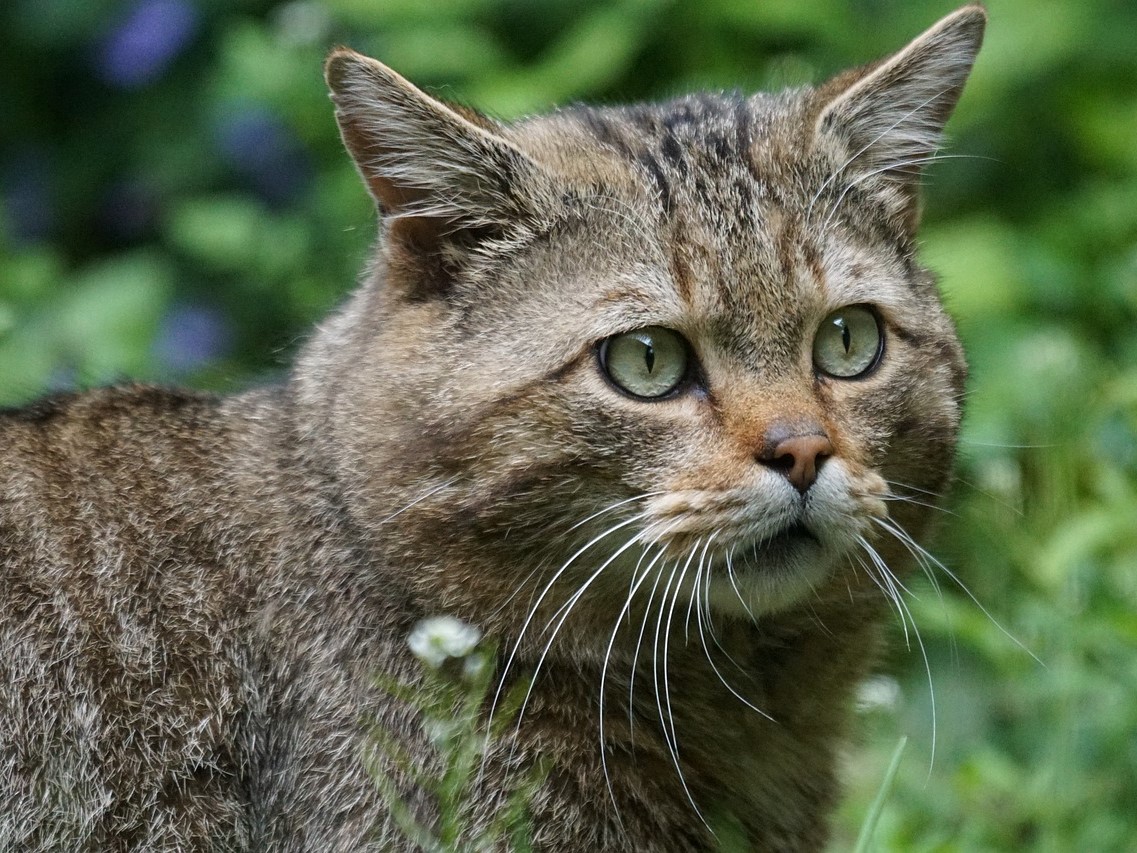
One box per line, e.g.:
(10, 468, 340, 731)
(154, 303, 232, 374)
(95, 0, 200, 89)
(214, 105, 313, 206)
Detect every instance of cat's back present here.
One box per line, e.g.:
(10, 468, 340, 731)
(0, 384, 261, 579)
(0, 385, 278, 849)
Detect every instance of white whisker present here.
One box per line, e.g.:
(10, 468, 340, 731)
(654, 540, 710, 828)
(694, 548, 772, 721)
(599, 544, 668, 827)
(805, 86, 957, 225)
(568, 492, 662, 533)
(873, 517, 1041, 665)
(684, 535, 717, 641)
(858, 535, 938, 774)
(376, 476, 458, 525)
(725, 545, 758, 623)
(628, 552, 673, 739)
(510, 517, 652, 742)
(855, 542, 910, 649)
(818, 152, 943, 235)
(483, 501, 650, 782)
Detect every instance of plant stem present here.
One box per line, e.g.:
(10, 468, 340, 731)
(852, 735, 908, 853)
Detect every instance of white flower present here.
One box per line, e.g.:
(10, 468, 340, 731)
(855, 675, 901, 713)
(407, 616, 482, 668)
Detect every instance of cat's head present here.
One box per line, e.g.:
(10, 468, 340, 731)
(303, 6, 984, 631)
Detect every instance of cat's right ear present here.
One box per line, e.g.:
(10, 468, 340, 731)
(325, 50, 550, 239)
(810, 5, 986, 233)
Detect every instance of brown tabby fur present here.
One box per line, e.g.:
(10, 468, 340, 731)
(0, 7, 985, 851)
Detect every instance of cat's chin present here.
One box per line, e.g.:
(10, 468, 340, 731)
(704, 525, 838, 616)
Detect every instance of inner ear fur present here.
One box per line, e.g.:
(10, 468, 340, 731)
(324, 49, 554, 249)
(810, 5, 987, 229)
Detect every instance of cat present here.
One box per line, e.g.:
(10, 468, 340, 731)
(0, 5, 984, 851)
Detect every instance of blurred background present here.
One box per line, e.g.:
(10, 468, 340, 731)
(1, 0, 1134, 847)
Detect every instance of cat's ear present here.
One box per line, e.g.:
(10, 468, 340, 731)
(325, 49, 549, 237)
(812, 4, 986, 230)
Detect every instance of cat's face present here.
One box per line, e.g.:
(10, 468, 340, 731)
(312, 6, 982, 628)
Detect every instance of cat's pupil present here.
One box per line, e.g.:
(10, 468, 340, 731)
(840, 320, 851, 354)
(644, 344, 655, 373)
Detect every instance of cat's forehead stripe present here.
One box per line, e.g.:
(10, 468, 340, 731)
(571, 94, 763, 216)
(577, 108, 675, 215)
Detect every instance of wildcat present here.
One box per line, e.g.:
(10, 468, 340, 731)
(0, 5, 984, 851)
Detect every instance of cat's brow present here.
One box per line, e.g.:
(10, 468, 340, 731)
(586, 289, 683, 334)
(593, 288, 658, 309)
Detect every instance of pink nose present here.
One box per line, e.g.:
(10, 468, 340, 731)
(758, 431, 833, 494)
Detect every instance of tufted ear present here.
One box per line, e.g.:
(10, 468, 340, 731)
(325, 49, 550, 239)
(812, 5, 986, 228)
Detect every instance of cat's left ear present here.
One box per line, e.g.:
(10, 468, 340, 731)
(812, 4, 986, 231)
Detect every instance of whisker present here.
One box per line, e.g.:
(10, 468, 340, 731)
(655, 539, 710, 828)
(483, 504, 650, 781)
(376, 476, 458, 525)
(649, 558, 682, 757)
(858, 536, 938, 774)
(854, 545, 910, 649)
(512, 520, 654, 749)
(725, 545, 758, 623)
(628, 552, 674, 739)
(599, 544, 668, 825)
(568, 491, 662, 533)
(805, 85, 958, 225)
(818, 153, 945, 235)
(487, 555, 555, 619)
(700, 544, 717, 642)
(877, 492, 955, 517)
(959, 438, 1056, 449)
(873, 515, 945, 602)
(952, 474, 1027, 518)
(694, 547, 772, 721)
(684, 535, 717, 641)
(544, 527, 647, 632)
(884, 479, 947, 501)
(873, 517, 1041, 665)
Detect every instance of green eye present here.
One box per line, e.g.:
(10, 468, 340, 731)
(600, 326, 690, 399)
(812, 305, 883, 378)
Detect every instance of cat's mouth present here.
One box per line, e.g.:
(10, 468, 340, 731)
(745, 525, 818, 557)
(738, 521, 821, 566)
(700, 519, 832, 615)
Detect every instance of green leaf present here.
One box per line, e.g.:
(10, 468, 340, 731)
(166, 196, 267, 274)
(58, 252, 173, 382)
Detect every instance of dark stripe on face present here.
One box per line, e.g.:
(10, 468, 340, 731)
(660, 132, 687, 176)
(580, 108, 673, 217)
(580, 109, 628, 155)
(667, 244, 696, 306)
(637, 149, 674, 214)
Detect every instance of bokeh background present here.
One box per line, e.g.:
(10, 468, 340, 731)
(2, 0, 1134, 848)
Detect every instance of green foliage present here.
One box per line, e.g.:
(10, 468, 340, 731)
(2, 0, 1135, 848)
(370, 617, 548, 852)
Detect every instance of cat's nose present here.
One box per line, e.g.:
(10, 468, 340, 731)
(757, 425, 834, 494)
